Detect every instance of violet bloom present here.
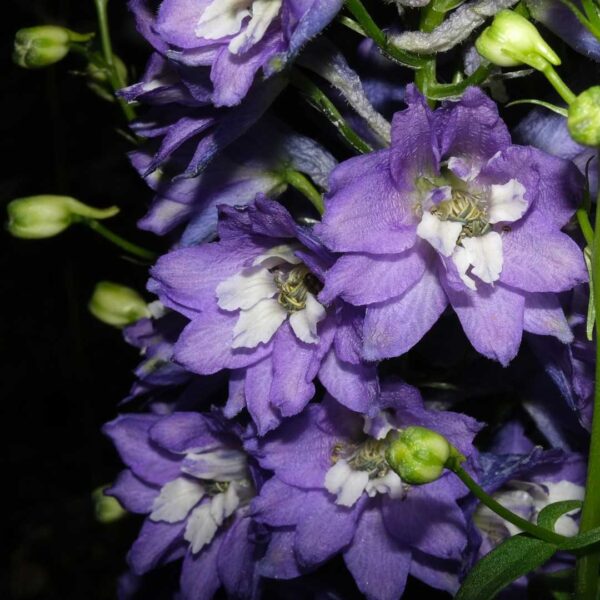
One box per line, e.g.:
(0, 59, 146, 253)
(150, 196, 378, 434)
(128, 0, 343, 107)
(104, 411, 263, 600)
(248, 382, 481, 600)
(318, 86, 587, 365)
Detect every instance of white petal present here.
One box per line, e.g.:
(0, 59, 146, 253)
(365, 471, 404, 499)
(252, 244, 302, 268)
(216, 266, 277, 311)
(150, 477, 205, 523)
(222, 484, 241, 518)
(416, 212, 463, 257)
(182, 448, 248, 481)
(195, 0, 252, 40)
(184, 502, 219, 553)
(448, 156, 480, 182)
(229, 0, 282, 54)
(232, 298, 287, 349)
(488, 179, 528, 224)
(289, 293, 326, 344)
(337, 470, 370, 507)
(209, 492, 226, 524)
(452, 245, 477, 291)
(544, 480, 585, 505)
(324, 460, 351, 495)
(461, 232, 503, 284)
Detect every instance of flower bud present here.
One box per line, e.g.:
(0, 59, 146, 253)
(475, 10, 560, 69)
(92, 485, 127, 524)
(7, 195, 119, 239)
(88, 281, 150, 327)
(13, 26, 93, 69)
(568, 86, 600, 147)
(385, 426, 452, 485)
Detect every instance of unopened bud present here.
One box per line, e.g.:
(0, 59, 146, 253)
(88, 281, 150, 327)
(13, 26, 93, 69)
(475, 10, 560, 70)
(568, 87, 600, 147)
(7, 195, 119, 239)
(385, 426, 452, 485)
(92, 485, 127, 524)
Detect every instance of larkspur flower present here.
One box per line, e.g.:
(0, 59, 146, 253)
(247, 382, 481, 600)
(318, 85, 587, 365)
(150, 196, 378, 434)
(127, 0, 343, 107)
(104, 411, 264, 600)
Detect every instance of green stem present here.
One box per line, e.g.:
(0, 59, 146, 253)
(427, 65, 493, 100)
(575, 152, 600, 600)
(290, 69, 373, 154)
(344, 0, 427, 69)
(282, 170, 324, 214)
(84, 219, 157, 260)
(93, 0, 136, 122)
(451, 464, 570, 546)
(577, 207, 595, 247)
(415, 0, 447, 102)
(540, 63, 576, 105)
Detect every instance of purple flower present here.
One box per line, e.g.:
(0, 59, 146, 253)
(128, 0, 343, 107)
(247, 382, 481, 600)
(104, 410, 264, 600)
(318, 86, 587, 365)
(130, 117, 336, 243)
(150, 196, 379, 434)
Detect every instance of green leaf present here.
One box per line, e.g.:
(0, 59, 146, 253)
(537, 500, 583, 530)
(455, 534, 557, 600)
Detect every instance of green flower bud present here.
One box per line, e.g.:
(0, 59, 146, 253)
(13, 26, 93, 69)
(88, 281, 150, 327)
(7, 195, 119, 239)
(92, 485, 127, 524)
(475, 10, 560, 70)
(568, 86, 600, 147)
(385, 426, 452, 485)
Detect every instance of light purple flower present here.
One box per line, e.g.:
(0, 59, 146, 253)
(150, 196, 379, 435)
(127, 0, 343, 107)
(318, 86, 587, 366)
(247, 382, 481, 600)
(104, 410, 263, 600)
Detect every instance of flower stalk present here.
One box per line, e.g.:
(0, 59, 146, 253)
(83, 219, 157, 261)
(282, 170, 324, 214)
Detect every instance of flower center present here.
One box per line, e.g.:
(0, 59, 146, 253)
(431, 189, 491, 242)
(273, 264, 323, 313)
(333, 438, 390, 479)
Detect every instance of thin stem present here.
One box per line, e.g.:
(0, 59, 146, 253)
(337, 15, 367, 37)
(93, 0, 136, 122)
(84, 219, 157, 260)
(577, 207, 595, 247)
(541, 63, 576, 105)
(290, 69, 373, 154)
(344, 0, 427, 69)
(282, 170, 324, 214)
(575, 152, 600, 600)
(426, 64, 493, 100)
(452, 465, 569, 546)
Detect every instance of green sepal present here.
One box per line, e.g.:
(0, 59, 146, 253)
(585, 246, 595, 342)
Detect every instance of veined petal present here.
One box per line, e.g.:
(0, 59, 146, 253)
(182, 448, 248, 481)
(289, 293, 326, 344)
(448, 156, 480, 182)
(488, 179, 528, 224)
(416, 212, 462, 257)
(252, 244, 302, 268)
(150, 477, 205, 523)
(232, 298, 287, 348)
(229, 0, 283, 54)
(216, 266, 277, 311)
(195, 0, 252, 40)
(461, 232, 503, 285)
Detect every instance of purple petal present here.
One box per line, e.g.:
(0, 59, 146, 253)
(149, 412, 224, 454)
(107, 470, 159, 514)
(179, 538, 223, 600)
(523, 292, 574, 343)
(128, 519, 186, 575)
(245, 358, 282, 435)
(259, 531, 303, 579)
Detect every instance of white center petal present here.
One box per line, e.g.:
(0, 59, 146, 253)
(195, 0, 252, 40)
(448, 156, 480, 182)
(324, 459, 369, 507)
(229, 0, 283, 54)
(289, 293, 326, 344)
(488, 179, 528, 224)
(182, 448, 249, 481)
(461, 231, 503, 284)
(252, 244, 302, 268)
(365, 471, 404, 499)
(184, 501, 220, 553)
(232, 297, 287, 349)
(216, 266, 277, 311)
(452, 246, 477, 290)
(417, 212, 463, 257)
(150, 477, 205, 523)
